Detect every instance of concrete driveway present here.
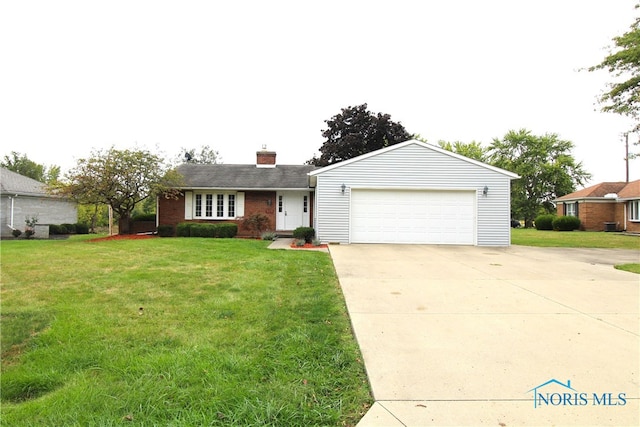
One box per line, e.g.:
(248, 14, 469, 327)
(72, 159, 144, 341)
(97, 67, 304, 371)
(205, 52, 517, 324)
(329, 244, 639, 426)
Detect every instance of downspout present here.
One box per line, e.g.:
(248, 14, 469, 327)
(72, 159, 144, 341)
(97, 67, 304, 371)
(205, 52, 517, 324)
(623, 202, 627, 231)
(9, 194, 17, 229)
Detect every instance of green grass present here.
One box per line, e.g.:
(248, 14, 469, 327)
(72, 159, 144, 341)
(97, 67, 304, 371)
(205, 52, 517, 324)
(1, 237, 372, 426)
(615, 263, 640, 274)
(512, 228, 640, 274)
(511, 228, 640, 250)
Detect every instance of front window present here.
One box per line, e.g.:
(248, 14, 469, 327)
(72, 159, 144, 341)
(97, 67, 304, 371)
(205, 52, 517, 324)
(565, 202, 577, 217)
(630, 200, 640, 221)
(193, 192, 238, 219)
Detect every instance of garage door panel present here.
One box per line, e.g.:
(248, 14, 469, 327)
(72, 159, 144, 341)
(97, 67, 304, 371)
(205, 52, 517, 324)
(351, 190, 475, 244)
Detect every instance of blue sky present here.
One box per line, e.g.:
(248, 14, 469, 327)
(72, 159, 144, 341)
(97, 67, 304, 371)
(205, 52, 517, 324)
(1, 0, 637, 184)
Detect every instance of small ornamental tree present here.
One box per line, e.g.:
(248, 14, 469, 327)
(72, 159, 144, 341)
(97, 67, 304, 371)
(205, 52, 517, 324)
(56, 147, 182, 234)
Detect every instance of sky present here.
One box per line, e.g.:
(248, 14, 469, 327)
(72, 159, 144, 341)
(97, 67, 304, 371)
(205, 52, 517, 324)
(1, 0, 638, 185)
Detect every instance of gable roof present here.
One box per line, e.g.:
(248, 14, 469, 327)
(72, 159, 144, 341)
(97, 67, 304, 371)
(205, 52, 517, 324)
(0, 167, 48, 196)
(176, 164, 317, 190)
(618, 179, 640, 200)
(556, 180, 639, 201)
(308, 139, 519, 178)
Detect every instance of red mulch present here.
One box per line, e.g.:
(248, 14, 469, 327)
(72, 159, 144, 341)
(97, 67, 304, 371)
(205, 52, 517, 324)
(87, 234, 157, 242)
(289, 242, 328, 249)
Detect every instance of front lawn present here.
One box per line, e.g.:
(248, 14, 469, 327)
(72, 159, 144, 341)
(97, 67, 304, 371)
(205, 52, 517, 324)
(1, 237, 372, 426)
(511, 228, 640, 250)
(512, 228, 640, 274)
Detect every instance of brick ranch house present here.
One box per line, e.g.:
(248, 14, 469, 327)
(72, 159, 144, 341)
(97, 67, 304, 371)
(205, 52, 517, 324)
(555, 179, 640, 233)
(158, 150, 317, 237)
(159, 141, 518, 246)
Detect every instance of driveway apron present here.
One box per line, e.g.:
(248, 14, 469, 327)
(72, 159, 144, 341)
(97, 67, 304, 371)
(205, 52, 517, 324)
(329, 244, 639, 426)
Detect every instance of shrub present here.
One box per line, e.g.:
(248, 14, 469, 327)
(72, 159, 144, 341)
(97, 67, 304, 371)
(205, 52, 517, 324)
(157, 225, 175, 237)
(215, 223, 238, 238)
(552, 215, 581, 231)
(177, 222, 192, 237)
(242, 213, 270, 237)
(295, 239, 306, 247)
(293, 227, 315, 243)
(534, 214, 555, 230)
(190, 223, 216, 238)
(176, 222, 238, 238)
(61, 223, 77, 234)
(75, 223, 90, 234)
(11, 229, 22, 238)
(261, 231, 277, 241)
(49, 224, 62, 235)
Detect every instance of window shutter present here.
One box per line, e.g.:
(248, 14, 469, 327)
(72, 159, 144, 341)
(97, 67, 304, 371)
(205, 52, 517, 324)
(236, 192, 245, 217)
(184, 191, 193, 220)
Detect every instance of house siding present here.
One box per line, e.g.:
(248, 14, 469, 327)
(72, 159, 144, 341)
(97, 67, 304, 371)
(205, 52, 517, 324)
(1, 194, 77, 237)
(313, 143, 513, 246)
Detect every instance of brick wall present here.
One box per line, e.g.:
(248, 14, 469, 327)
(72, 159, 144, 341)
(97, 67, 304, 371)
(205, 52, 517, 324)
(579, 201, 619, 231)
(157, 191, 278, 237)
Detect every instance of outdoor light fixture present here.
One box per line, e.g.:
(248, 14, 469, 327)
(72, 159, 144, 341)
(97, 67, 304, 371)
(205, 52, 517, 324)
(483, 186, 489, 196)
(266, 198, 272, 206)
(341, 183, 346, 194)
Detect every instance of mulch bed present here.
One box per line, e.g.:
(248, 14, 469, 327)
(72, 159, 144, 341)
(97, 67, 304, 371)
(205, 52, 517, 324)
(87, 234, 157, 242)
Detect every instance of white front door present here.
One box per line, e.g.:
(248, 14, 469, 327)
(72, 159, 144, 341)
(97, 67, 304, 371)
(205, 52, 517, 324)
(276, 192, 310, 230)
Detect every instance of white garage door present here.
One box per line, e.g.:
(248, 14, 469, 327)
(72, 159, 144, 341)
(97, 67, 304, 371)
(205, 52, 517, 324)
(350, 189, 476, 244)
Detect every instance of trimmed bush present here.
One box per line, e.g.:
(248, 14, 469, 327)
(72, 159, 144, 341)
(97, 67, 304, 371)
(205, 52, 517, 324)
(534, 214, 555, 230)
(190, 223, 216, 238)
(215, 223, 238, 238)
(552, 215, 581, 231)
(177, 222, 192, 237)
(61, 223, 77, 234)
(177, 222, 238, 238)
(293, 227, 315, 243)
(49, 224, 62, 235)
(75, 223, 89, 234)
(157, 225, 175, 237)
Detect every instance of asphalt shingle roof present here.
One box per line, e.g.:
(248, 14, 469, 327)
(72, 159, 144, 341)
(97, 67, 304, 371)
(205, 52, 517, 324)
(556, 180, 640, 201)
(176, 164, 317, 189)
(0, 167, 47, 196)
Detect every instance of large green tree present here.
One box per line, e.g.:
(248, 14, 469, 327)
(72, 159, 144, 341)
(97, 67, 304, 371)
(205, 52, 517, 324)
(58, 147, 181, 234)
(308, 103, 412, 166)
(489, 129, 591, 227)
(1, 151, 60, 183)
(590, 4, 640, 134)
(437, 140, 488, 162)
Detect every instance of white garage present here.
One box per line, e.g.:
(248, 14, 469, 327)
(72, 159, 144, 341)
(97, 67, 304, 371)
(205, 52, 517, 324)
(350, 189, 475, 244)
(309, 140, 519, 246)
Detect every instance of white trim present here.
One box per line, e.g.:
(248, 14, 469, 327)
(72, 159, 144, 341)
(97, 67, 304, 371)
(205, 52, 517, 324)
(184, 191, 193, 220)
(309, 140, 520, 179)
(236, 192, 245, 217)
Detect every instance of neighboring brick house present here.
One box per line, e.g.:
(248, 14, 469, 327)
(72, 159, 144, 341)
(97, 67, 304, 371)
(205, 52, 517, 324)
(555, 180, 640, 232)
(158, 150, 317, 237)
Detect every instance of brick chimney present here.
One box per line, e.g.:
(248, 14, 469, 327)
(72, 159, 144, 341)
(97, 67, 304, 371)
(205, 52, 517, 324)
(256, 146, 276, 168)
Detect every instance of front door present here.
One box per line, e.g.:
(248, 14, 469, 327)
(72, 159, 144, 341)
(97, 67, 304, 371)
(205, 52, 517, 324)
(276, 191, 310, 230)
